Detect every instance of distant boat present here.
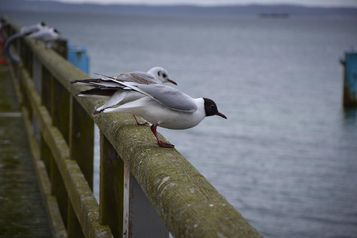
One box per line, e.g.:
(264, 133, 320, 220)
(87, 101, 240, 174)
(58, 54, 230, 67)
(258, 13, 290, 18)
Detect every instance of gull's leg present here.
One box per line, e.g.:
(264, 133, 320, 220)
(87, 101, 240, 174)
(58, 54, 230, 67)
(150, 124, 174, 148)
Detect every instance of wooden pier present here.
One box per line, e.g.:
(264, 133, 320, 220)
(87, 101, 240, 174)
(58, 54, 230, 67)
(0, 20, 261, 238)
(0, 64, 51, 237)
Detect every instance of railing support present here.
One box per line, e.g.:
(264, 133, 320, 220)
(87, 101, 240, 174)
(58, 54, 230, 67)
(99, 134, 125, 238)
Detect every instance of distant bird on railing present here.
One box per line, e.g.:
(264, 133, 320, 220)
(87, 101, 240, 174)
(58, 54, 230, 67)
(72, 66, 177, 124)
(4, 22, 47, 63)
(4, 22, 62, 63)
(72, 71, 226, 148)
(20, 21, 47, 36)
(27, 27, 61, 48)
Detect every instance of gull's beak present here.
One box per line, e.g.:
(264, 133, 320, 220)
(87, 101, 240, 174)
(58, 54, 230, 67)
(216, 112, 227, 119)
(167, 78, 177, 85)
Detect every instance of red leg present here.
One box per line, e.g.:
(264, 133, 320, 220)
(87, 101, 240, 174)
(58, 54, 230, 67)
(150, 124, 174, 148)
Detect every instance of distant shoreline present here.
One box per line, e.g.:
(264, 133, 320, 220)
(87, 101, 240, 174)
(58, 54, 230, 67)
(1, 0, 357, 17)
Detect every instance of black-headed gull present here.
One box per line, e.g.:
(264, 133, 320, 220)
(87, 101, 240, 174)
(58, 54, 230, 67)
(20, 22, 47, 35)
(27, 27, 61, 47)
(75, 80, 226, 148)
(72, 67, 177, 123)
(5, 22, 48, 63)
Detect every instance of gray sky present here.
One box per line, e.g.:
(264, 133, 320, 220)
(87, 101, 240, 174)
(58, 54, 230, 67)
(56, 0, 357, 7)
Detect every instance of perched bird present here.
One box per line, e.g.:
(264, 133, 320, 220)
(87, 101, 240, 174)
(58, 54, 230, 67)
(19, 21, 47, 36)
(27, 27, 61, 47)
(74, 79, 226, 148)
(4, 21, 48, 63)
(72, 66, 177, 118)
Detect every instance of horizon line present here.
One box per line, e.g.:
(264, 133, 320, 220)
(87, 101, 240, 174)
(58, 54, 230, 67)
(48, 0, 357, 8)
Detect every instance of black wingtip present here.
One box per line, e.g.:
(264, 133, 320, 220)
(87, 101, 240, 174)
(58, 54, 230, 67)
(92, 109, 103, 115)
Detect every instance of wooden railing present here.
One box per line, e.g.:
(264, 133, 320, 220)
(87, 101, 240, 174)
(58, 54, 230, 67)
(5, 21, 261, 238)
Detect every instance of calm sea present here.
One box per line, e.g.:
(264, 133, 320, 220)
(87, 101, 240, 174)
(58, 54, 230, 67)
(4, 10, 357, 238)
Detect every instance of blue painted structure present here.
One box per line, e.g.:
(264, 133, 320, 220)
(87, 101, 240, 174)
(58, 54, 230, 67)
(341, 51, 357, 107)
(67, 44, 90, 74)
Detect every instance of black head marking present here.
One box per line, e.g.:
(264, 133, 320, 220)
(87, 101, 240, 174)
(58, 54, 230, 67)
(40, 21, 46, 26)
(203, 98, 227, 119)
(203, 98, 219, 116)
(158, 71, 161, 76)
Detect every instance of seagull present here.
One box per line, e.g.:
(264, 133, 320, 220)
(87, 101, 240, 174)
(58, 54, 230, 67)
(71, 67, 177, 122)
(20, 21, 47, 36)
(75, 80, 227, 148)
(4, 21, 47, 63)
(27, 27, 61, 47)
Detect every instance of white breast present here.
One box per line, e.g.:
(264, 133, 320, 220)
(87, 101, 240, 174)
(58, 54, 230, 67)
(138, 98, 206, 130)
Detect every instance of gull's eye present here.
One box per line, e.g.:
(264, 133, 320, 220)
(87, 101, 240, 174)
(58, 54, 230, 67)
(162, 73, 167, 78)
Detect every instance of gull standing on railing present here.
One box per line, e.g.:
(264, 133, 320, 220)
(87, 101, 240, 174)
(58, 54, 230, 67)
(4, 21, 47, 63)
(73, 78, 226, 148)
(72, 66, 177, 124)
(27, 27, 61, 48)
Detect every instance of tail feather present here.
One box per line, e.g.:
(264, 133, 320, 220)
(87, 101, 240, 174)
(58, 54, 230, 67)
(71, 77, 125, 89)
(77, 88, 117, 97)
(71, 78, 103, 84)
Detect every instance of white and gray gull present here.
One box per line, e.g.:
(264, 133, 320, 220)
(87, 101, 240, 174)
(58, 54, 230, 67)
(27, 27, 61, 46)
(72, 66, 177, 124)
(72, 76, 226, 148)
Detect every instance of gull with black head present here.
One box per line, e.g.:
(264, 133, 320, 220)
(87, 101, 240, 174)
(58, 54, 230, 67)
(74, 80, 227, 148)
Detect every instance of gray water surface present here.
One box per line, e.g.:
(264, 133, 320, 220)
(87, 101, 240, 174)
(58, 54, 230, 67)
(5, 11, 357, 238)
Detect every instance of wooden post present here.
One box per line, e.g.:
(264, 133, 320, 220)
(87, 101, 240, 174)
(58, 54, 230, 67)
(54, 39, 68, 59)
(67, 201, 85, 238)
(69, 98, 94, 188)
(99, 134, 125, 238)
(32, 55, 42, 143)
(52, 79, 70, 143)
(41, 66, 53, 115)
(50, 149, 69, 228)
(342, 52, 357, 107)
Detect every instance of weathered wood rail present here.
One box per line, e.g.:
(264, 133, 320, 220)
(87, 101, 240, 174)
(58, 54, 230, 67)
(4, 20, 260, 238)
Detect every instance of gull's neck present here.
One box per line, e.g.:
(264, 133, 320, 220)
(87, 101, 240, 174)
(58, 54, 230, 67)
(194, 98, 205, 112)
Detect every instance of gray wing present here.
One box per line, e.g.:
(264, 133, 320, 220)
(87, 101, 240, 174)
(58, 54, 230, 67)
(20, 25, 40, 35)
(28, 30, 57, 42)
(135, 84, 197, 112)
(116, 72, 158, 84)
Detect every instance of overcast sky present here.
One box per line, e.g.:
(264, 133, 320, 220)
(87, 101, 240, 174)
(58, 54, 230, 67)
(55, 0, 357, 7)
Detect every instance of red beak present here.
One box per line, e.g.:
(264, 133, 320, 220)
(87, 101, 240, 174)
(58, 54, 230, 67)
(216, 112, 227, 119)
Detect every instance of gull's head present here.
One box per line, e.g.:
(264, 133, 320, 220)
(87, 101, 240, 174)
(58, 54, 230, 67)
(148, 66, 177, 85)
(203, 98, 227, 119)
(40, 21, 46, 27)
